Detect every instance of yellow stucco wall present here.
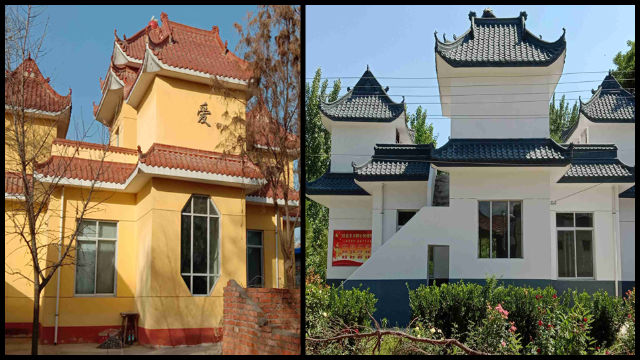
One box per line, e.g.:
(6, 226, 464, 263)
(135, 76, 248, 154)
(5, 113, 58, 172)
(5, 177, 284, 332)
(5, 64, 295, 339)
(109, 102, 138, 149)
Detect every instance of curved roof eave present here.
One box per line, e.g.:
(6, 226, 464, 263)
(125, 44, 249, 108)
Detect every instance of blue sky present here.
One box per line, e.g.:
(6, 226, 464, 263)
(27, 5, 257, 143)
(306, 5, 635, 146)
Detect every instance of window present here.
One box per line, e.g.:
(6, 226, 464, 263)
(75, 220, 117, 295)
(181, 195, 220, 295)
(246, 230, 263, 288)
(397, 210, 418, 231)
(556, 213, 593, 278)
(478, 201, 522, 258)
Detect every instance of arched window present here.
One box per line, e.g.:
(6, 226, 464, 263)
(180, 195, 220, 295)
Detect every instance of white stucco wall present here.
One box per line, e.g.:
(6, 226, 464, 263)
(348, 168, 556, 281)
(619, 198, 635, 282)
(322, 197, 373, 280)
(566, 116, 635, 166)
(436, 55, 565, 139)
(326, 116, 409, 173)
(347, 168, 624, 284)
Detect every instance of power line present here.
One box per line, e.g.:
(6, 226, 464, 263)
(308, 79, 636, 89)
(305, 70, 635, 80)
(320, 88, 634, 98)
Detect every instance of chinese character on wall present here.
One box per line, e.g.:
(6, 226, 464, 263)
(197, 102, 212, 127)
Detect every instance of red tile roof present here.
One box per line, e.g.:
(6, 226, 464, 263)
(5, 58, 72, 114)
(246, 105, 300, 150)
(35, 156, 137, 184)
(5, 171, 33, 196)
(249, 183, 300, 201)
(52, 138, 138, 155)
(139, 143, 263, 179)
(35, 142, 268, 186)
(114, 12, 250, 81)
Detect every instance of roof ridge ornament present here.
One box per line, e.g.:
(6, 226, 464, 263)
(482, 8, 495, 18)
(384, 86, 389, 92)
(520, 11, 528, 21)
(468, 11, 476, 20)
(366, 64, 370, 71)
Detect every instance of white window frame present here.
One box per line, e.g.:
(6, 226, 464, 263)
(556, 212, 595, 280)
(477, 200, 524, 259)
(180, 195, 221, 296)
(396, 209, 419, 232)
(246, 230, 264, 288)
(74, 219, 118, 297)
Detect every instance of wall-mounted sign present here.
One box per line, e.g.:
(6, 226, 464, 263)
(332, 230, 372, 266)
(197, 102, 212, 127)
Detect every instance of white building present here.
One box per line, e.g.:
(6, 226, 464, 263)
(306, 9, 635, 324)
(561, 73, 636, 297)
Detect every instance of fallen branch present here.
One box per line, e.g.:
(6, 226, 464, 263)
(307, 328, 489, 356)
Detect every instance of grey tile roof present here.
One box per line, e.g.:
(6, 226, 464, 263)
(561, 143, 619, 160)
(619, 185, 635, 198)
(435, 10, 566, 67)
(432, 138, 569, 165)
(306, 172, 369, 196)
(558, 160, 634, 183)
(319, 68, 405, 123)
(580, 74, 635, 122)
(354, 159, 430, 181)
(561, 74, 635, 142)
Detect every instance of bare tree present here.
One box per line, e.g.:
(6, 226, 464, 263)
(5, 5, 114, 354)
(217, 5, 300, 289)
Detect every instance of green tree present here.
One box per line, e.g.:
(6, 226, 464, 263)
(549, 93, 579, 142)
(406, 105, 437, 145)
(611, 40, 635, 94)
(304, 68, 340, 280)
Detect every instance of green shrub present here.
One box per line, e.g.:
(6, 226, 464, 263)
(466, 303, 522, 355)
(305, 274, 377, 338)
(487, 284, 559, 349)
(327, 283, 377, 328)
(588, 290, 625, 348)
(611, 288, 635, 355)
(408, 281, 486, 342)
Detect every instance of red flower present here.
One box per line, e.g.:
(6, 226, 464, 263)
(552, 294, 557, 299)
(596, 346, 600, 351)
(354, 329, 359, 334)
(537, 348, 541, 354)
(606, 350, 610, 355)
(535, 294, 542, 300)
(538, 320, 543, 326)
(583, 317, 588, 322)
(547, 324, 552, 329)
(628, 314, 632, 319)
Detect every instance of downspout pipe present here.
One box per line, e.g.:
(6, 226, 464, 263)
(612, 186, 619, 297)
(54, 186, 65, 344)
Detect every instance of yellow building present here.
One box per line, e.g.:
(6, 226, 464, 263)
(5, 13, 299, 346)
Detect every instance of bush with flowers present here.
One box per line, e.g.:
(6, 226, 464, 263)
(610, 287, 635, 355)
(465, 303, 522, 354)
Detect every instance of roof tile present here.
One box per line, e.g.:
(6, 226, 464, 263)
(435, 10, 566, 67)
(5, 58, 72, 114)
(320, 68, 404, 123)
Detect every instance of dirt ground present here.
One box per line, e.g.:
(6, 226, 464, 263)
(4, 337, 222, 355)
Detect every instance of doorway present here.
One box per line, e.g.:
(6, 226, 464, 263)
(428, 245, 449, 286)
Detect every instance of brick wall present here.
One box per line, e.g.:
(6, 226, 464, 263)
(222, 280, 300, 355)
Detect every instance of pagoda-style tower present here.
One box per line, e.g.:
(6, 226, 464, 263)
(435, 9, 566, 139)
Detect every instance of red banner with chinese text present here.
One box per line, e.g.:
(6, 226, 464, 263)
(332, 230, 372, 266)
